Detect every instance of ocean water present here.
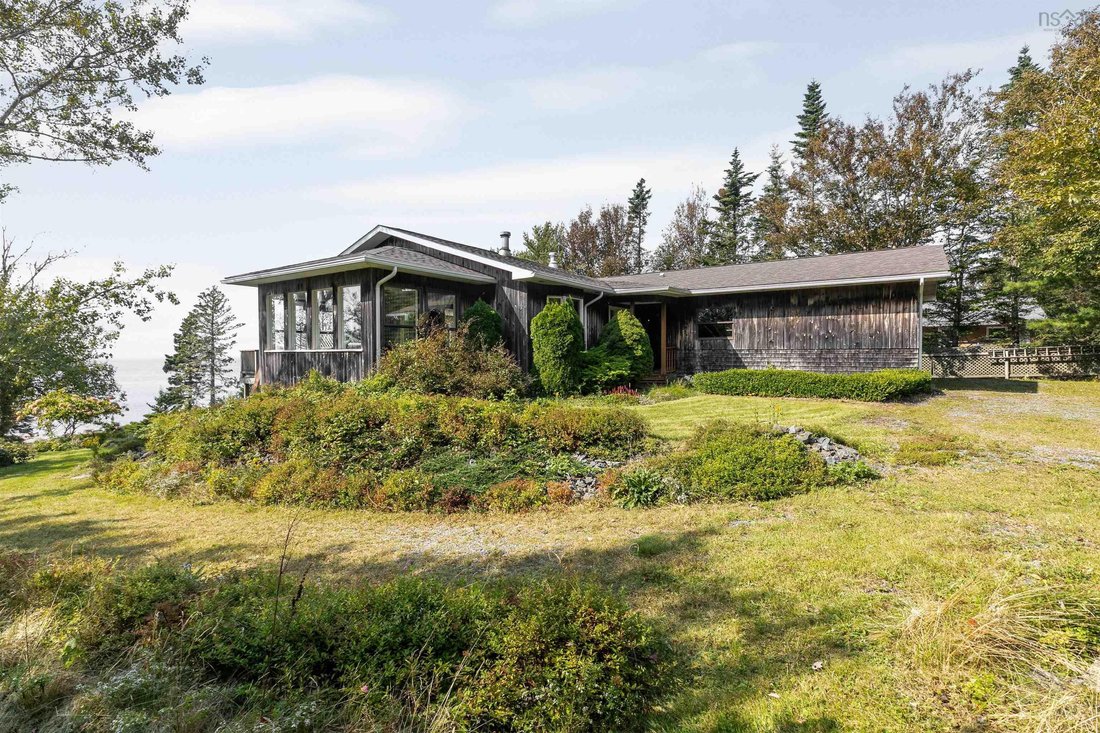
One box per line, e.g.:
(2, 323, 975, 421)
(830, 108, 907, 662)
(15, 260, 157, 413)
(112, 358, 240, 423)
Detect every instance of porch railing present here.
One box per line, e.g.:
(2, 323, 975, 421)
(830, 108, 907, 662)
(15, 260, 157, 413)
(664, 347, 680, 374)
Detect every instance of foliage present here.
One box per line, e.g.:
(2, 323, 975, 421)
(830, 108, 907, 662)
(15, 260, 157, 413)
(580, 346, 634, 393)
(476, 478, 547, 512)
(100, 381, 647, 512)
(0, 237, 175, 436)
(0, 552, 672, 732)
(19, 389, 121, 438)
(154, 286, 242, 411)
(613, 468, 665, 508)
(649, 422, 831, 501)
(599, 308, 654, 383)
(459, 298, 504, 349)
(645, 381, 696, 403)
(516, 221, 564, 266)
(377, 322, 527, 399)
(626, 177, 653, 274)
(791, 79, 829, 159)
(531, 300, 585, 396)
(651, 185, 711, 271)
(0, 0, 206, 200)
(0, 439, 32, 467)
(694, 367, 931, 402)
(554, 204, 635, 277)
(709, 148, 758, 265)
(751, 146, 791, 262)
(994, 11, 1100, 345)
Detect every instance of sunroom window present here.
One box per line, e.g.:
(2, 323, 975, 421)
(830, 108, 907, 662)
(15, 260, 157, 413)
(339, 285, 362, 349)
(314, 287, 335, 349)
(268, 293, 287, 351)
(291, 291, 309, 350)
(383, 285, 418, 348)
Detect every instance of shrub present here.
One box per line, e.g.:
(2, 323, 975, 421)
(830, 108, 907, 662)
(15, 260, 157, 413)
(477, 478, 546, 512)
(460, 298, 503, 348)
(0, 440, 32, 467)
(0, 553, 672, 732)
(545, 480, 575, 505)
(524, 404, 648, 458)
(531, 300, 585, 396)
(376, 324, 527, 399)
(694, 367, 932, 401)
(580, 344, 634, 393)
(599, 309, 654, 382)
(646, 380, 696, 403)
(613, 468, 666, 508)
(374, 469, 438, 511)
(651, 421, 829, 501)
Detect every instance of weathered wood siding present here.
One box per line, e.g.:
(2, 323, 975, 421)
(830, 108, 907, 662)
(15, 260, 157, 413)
(674, 283, 921, 373)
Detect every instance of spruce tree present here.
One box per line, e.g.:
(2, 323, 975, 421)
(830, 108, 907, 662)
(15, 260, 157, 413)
(751, 146, 791, 261)
(708, 148, 758, 265)
(517, 222, 565, 266)
(625, 178, 652, 273)
(154, 287, 242, 411)
(791, 80, 828, 159)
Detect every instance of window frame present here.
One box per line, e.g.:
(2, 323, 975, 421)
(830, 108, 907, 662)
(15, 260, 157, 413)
(267, 292, 288, 352)
(290, 291, 309, 350)
(313, 287, 336, 350)
(382, 284, 420, 350)
(338, 284, 363, 350)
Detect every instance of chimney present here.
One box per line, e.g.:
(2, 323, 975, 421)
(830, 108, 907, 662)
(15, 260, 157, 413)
(499, 230, 511, 256)
(548, 251, 558, 269)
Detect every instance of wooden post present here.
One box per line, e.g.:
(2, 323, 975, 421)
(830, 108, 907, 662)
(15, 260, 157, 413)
(660, 302, 667, 374)
(1004, 358, 1011, 380)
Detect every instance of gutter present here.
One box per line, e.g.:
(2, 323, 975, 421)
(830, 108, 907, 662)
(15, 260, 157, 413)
(582, 291, 605, 348)
(374, 266, 399, 364)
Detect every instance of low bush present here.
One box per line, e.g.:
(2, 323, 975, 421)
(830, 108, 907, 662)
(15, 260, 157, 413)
(460, 298, 504, 348)
(646, 380, 696, 403)
(376, 322, 527, 399)
(0, 440, 32, 467)
(100, 380, 648, 513)
(694, 367, 932, 401)
(0, 552, 673, 732)
(613, 468, 665, 508)
(476, 478, 547, 512)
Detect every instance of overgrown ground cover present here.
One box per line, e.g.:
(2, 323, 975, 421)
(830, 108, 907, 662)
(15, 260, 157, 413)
(2, 379, 1099, 731)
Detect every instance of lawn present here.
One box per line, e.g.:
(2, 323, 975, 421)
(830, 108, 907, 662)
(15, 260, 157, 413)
(2, 379, 1098, 731)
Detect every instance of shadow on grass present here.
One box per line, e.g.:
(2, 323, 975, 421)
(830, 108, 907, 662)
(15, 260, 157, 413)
(934, 378, 1039, 393)
(0, 450, 90, 482)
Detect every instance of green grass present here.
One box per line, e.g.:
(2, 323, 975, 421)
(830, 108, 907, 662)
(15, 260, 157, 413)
(3, 378, 1099, 731)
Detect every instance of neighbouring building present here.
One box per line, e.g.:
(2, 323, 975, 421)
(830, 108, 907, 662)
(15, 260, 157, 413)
(223, 225, 951, 390)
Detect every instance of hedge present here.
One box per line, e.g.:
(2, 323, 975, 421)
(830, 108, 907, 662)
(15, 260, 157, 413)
(693, 367, 932, 401)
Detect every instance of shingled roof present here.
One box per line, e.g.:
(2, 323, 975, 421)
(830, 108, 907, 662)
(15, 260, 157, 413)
(601, 245, 950, 294)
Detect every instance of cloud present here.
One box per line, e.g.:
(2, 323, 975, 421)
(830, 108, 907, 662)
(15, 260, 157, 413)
(869, 31, 1054, 79)
(515, 67, 648, 112)
(131, 76, 471, 155)
(487, 0, 633, 28)
(186, 0, 391, 43)
(697, 41, 783, 63)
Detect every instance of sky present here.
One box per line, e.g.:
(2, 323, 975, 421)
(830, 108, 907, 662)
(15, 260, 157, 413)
(1, 0, 1063, 371)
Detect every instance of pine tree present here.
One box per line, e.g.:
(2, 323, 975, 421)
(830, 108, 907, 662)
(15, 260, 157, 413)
(625, 178, 652, 274)
(152, 311, 203, 412)
(517, 222, 565, 266)
(791, 80, 828, 159)
(751, 146, 791, 261)
(708, 148, 758, 265)
(154, 287, 242, 411)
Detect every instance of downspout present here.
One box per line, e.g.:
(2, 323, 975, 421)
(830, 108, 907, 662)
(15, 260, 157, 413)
(583, 291, 605, 349)
(917, 277, 925, 372)
(374, 266, 399, 365)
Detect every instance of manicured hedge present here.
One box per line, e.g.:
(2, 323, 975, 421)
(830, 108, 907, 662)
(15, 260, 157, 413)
(693, 367, 932, 401)
(0, 552, 672, 732)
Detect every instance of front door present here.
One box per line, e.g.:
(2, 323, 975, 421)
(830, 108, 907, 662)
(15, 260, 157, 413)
(632, 303, 662, 373)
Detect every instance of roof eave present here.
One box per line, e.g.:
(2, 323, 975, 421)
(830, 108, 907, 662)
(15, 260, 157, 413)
(222, 251, 497, 287)
(343, 225, 539, 280)
(658, 270, 953, 296)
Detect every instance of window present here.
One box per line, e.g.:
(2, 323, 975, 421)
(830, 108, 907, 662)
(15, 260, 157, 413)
(426, 291, 456, 332)
(314, 287, 335, 349)
(268, 293, 287, 351)
(291, 291, 309, 350)
(697, 305, 735, 339)
(383, 285, 418, 348)
(547, 295, 581, 311)
(339, 285, 362, 349)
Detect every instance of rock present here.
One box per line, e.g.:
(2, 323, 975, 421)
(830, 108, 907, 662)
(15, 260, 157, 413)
(779, 425, 864, 465)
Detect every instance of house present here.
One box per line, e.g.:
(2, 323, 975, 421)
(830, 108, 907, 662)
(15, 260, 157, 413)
(223, 225, 951, 390)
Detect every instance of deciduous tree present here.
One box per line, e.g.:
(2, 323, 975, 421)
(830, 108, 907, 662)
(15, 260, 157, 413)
(651, 186, 711, 271)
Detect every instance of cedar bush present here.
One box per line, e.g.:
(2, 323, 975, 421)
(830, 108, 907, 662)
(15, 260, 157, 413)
(460, 298, 504, 348)
(376, 322, 526, 399)
(693, 367, 932, 401)
(581, 309, 655, 392)
(0, 552, 672, 732)
(531, 300, 585, 396)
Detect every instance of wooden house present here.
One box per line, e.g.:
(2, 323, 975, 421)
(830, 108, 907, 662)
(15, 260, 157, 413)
(224, 225, 951, 390)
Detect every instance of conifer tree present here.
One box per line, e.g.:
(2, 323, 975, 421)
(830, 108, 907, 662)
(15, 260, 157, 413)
(751, 146, 791, 261)
(791, 80, 828, 159)
(153, 286, 242, 411)
(708, 148, 758, 264)
(517, 222, 565, 266)
(625, 178, 652, 273)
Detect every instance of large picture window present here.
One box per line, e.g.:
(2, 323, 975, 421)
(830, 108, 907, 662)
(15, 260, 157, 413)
(383, 286, 418, 348)
(268, 293, 287, 351)
(340, 285, 362, 349)
(291, 291, 309, 350)
(314, 287, 335, 349)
